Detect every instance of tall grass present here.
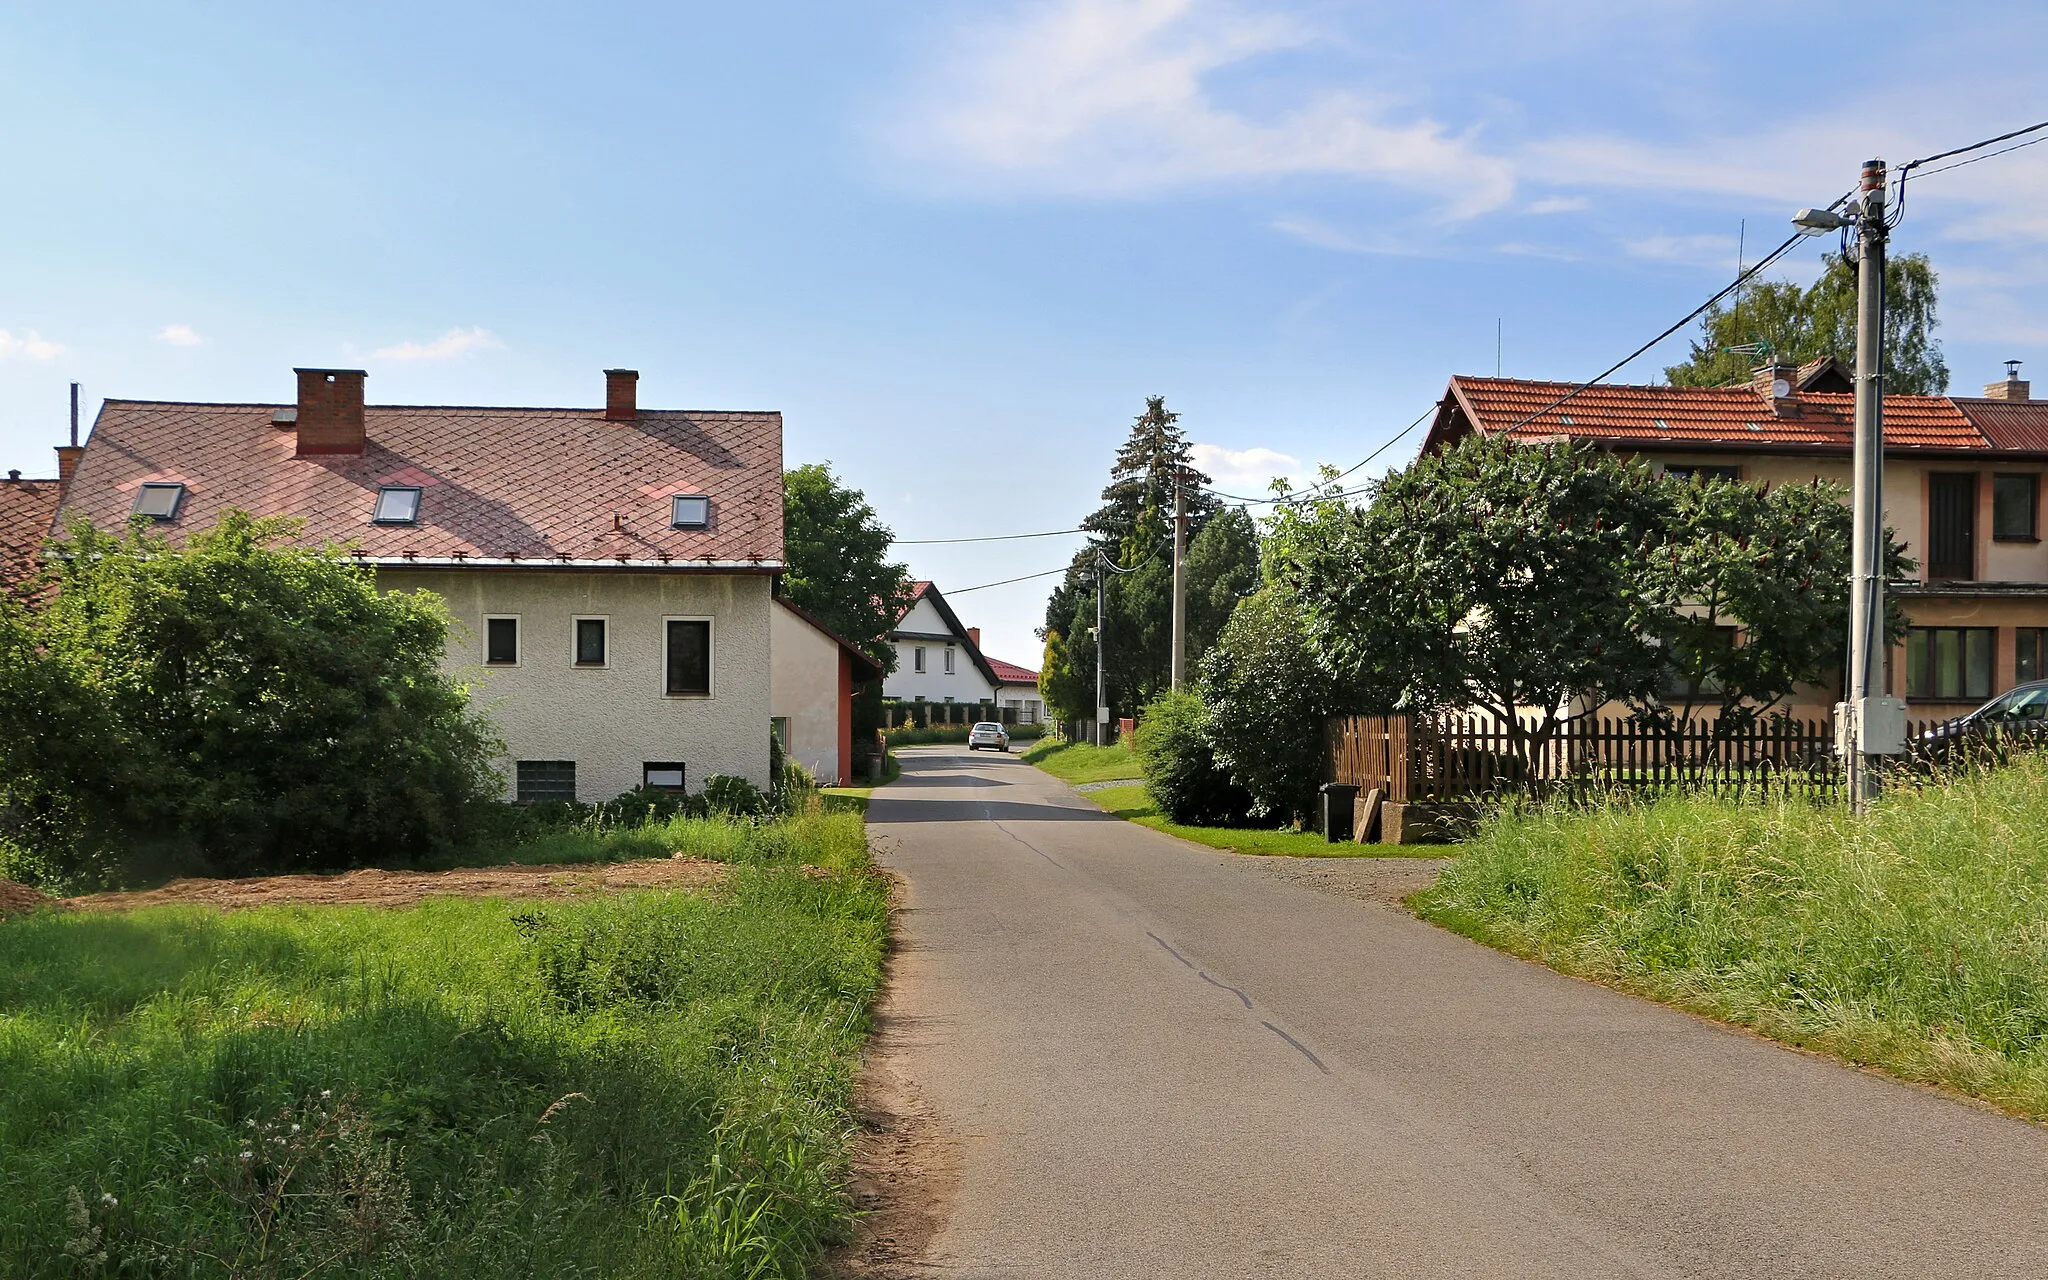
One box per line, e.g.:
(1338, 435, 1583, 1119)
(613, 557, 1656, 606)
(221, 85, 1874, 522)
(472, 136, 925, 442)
(0, 809, 886, 1277)
(1418, 759, 2048, 1119)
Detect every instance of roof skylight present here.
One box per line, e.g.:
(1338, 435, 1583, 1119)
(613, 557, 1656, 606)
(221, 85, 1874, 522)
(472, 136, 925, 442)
(671, 495, 710, 529)
(132, 482, 185, 520)
(373, 486, 422, 524)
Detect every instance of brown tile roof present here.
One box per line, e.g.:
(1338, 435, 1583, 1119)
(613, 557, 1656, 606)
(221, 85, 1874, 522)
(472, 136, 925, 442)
(0, 477, 60, 596)
(986, 656, 1039, 686)
(1954, 398, 2048, 453)
(1443, 376, 1987, 452)
(57, 402, 783, 567)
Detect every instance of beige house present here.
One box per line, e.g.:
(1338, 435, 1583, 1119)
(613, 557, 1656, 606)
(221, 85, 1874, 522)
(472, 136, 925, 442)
(770, 597, 884, 785)
(1425, 359, 2048, 719)
(53, 366, 787, 801)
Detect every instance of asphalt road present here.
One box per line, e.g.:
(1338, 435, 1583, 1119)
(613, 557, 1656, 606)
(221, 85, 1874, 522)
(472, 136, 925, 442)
(863, 745, 2048, 1279)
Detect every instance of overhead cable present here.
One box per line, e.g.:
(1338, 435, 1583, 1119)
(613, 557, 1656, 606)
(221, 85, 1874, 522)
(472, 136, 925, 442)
(892, 527, 1084, 546)
(1199, 403, 1440, 507)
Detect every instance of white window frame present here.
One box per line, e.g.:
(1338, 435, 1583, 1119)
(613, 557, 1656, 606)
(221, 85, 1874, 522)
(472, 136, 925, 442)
(913, 646, 926, 673)
(571, 615, 610, 668)
(484, 614, 521, 667)
(662, 614, 715, 698)
(944, 644, 956, 674)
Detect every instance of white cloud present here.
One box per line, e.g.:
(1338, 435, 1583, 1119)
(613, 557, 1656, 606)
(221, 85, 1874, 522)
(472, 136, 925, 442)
(1495, 241, 1579, 262)
(1624, 232, 1742, 271)
(1526, 195, 1588, 214)
(1191, 442, 1301, 494)
(371, 326, 505, 361)
(0, 329, 63, 361)
(886, 0, 1514, 215)
(1271, 214, 1414, 255)
(156, 323, 204, 347)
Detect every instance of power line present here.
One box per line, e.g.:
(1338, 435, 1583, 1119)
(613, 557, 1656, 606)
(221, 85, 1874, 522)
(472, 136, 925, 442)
(1910, 134, 2048, 179)
(1900, 119, 2048, 173)
(891, 527, 1084, 546)
(1200, 403, 1440, 507)
(945, 565, 1073, 595)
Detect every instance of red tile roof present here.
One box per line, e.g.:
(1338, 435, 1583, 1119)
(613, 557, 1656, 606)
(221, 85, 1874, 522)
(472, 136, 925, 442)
(58, 401, 783, 567)
(986, 656, 1039, 686)
(1954, 398, 2048, 453)
(1441, 376, 1986, 453)
(0, 477, 60, 597)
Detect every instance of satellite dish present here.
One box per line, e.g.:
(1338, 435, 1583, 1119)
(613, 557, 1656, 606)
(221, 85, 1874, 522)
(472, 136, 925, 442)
(1771, 378, 1792, 399)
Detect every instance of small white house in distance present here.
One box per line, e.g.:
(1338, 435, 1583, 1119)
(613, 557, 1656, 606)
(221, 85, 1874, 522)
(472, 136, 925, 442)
(883, 580, 1043, 720)
(770, 597, 885, 784)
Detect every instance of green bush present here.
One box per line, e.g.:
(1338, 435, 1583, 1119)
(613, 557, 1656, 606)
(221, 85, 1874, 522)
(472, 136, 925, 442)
(0, 512, 502, 886)
(702, 775, 768, 818)
(1198, 586, 1356, 824)
(1134, 690, 1251, 826)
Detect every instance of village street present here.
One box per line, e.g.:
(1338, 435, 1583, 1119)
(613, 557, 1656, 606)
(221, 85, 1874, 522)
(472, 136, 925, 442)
(864, 746, 2048, 1279)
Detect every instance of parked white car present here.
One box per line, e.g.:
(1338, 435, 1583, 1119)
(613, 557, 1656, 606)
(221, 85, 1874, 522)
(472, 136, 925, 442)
(968, 721, 1010, 752)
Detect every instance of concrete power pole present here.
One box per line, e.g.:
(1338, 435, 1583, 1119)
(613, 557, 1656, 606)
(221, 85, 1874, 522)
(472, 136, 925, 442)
(1845, 157, 1897, 810)
(1170, 466, 1187, 691)
(1094, 550, 1108, 745)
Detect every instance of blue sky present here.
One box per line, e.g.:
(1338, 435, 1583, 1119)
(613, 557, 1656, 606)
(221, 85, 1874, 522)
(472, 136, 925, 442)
(4, 1, 2047, 664)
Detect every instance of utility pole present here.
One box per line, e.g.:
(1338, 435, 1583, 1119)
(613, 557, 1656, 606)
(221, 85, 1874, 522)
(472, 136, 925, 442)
(1845, 158, 1896, 809)
(1094, 549, 1108, 745)
(1170, 465, 1187, 691)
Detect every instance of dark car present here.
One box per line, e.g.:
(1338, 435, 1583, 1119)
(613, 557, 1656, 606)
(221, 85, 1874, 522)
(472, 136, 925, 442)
(1916, 679, 2048, 760)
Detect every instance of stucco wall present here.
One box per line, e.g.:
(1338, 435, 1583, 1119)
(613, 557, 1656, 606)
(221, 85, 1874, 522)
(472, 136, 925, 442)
(770, 603, 842, 784)
(380, 567, 773, 800)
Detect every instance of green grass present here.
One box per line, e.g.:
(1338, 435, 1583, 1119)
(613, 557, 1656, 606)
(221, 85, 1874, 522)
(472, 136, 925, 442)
(1415, 758, 2048, 1121)
(1083, 784, 1424, 859)
(0, 807, 887, 1278)
(819, 753, 902, 815)
(1021, 738, 1143, 785)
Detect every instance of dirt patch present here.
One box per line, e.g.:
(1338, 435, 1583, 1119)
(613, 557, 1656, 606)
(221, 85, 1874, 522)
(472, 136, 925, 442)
(1247, 855, 1451, 909)
(66, 856, 728, 913)
(0, 878, 57, 918)
(826, 869, 962, 1279)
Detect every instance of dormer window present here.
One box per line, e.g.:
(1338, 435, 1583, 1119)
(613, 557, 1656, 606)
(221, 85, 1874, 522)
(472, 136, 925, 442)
(373, 486, 422, 524)
(670, 495, 710, 529)
(132, 483, 186, 520)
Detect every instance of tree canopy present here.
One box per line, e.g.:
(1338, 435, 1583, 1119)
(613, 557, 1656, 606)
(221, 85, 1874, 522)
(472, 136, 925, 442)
(1038, 398, 1261, 722)
(1, 512, 502, 884)
(781, 462, 911, 671)
(1666, 251, 1948, 394)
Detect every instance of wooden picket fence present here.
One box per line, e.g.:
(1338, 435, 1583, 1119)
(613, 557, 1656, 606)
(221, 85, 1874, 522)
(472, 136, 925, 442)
(1328, 711, 1949, 805)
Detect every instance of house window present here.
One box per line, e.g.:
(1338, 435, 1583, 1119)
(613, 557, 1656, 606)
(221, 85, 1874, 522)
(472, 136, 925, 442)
(516, 760, 576, 803)
(2019, 629, 2048, 685)
(1994, 474, 2038, 541)
(944, 645, 956, 675)
(770, 717, 790, 749)
(912, 646, 926, 674)
(1665, 464, 1742, 484)
(372, 486, 422, 525)
(574, 617, 607, 667)
(643, 762, 686, 792)
(670, 495, 711, 529)
(131, 482, 186, 520)
(665, 618, 712, 696)
(486, 616, 519, 665)
(1905, 626, 1994, 700)
(1928, 472, 1978, 580)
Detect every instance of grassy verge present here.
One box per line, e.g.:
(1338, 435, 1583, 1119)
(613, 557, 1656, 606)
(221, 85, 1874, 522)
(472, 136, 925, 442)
(1414, 759, 2048, 1121)
(1021, 738, 1143, 785)
(820, 753, 902, 815)
(0, 807, 887, 1277)
(1083, 784, 1426, 859)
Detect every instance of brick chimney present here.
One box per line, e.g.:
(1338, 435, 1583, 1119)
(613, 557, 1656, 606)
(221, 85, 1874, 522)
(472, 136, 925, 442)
(967, 627, 981, 649)
(605, 369, 638, 421)
(1752, 362, 1801, 418)
(1984, 360, 2030, 401)
(292, 368, 367, 456)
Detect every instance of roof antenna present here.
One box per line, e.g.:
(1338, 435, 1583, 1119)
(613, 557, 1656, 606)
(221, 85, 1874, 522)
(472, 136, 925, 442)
(1496, 318, 1502, 377)
(69, 381, 79, 446)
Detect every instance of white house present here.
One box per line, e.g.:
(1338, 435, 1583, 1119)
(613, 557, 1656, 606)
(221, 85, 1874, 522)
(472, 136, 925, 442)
(884, 580, 1042, 722)
(55, 366, 787, 802)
